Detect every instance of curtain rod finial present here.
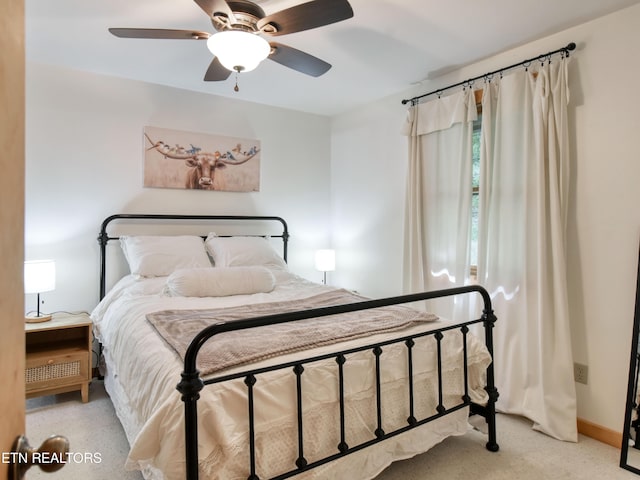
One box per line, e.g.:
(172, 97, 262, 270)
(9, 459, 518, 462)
(566, 42, 576, 51)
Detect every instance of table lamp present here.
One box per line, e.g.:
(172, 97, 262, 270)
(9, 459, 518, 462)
(24, 259, 56, 323)
(315, 249, 335, 285)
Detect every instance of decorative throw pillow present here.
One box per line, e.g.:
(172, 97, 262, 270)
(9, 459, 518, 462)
(165, 266, 276, 297)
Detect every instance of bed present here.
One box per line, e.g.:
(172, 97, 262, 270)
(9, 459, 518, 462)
(91, 213, 499, 480)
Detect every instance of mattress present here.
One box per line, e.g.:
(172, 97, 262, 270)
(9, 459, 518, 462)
(91, 268, 491, 480)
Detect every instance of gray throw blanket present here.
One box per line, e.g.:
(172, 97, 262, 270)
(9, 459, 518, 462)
(147, 289, 438, 376)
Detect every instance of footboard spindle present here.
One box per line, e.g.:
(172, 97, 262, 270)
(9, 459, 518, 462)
(373, 346, 385, 439)
(461, 325, 470, 403)
(245, 374, 258, 480)
(293, 364, 307, 470)
(434, 332, 446, 414)
(336, 354, 349, 453)
(406, 339, 417, 426)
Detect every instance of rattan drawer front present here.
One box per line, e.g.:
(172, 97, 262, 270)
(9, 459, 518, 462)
(26, 360, 80, 384)
(25, 352, 88, 392)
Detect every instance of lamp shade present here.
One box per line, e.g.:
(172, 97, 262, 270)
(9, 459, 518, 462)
(207, 31, 271, 73)
(24, 259, 56, 294)
(315, 249, 336, 272)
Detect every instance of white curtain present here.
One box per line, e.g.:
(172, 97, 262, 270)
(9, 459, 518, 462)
(477, 57, 576, 441)
(402, 89, 477, 318)
(403, 56, 576, 441)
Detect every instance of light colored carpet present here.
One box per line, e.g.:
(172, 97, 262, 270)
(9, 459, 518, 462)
(25, 380, 638, 480)
(26, 381, 142, 480)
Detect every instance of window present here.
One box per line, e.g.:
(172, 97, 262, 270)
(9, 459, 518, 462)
(470, 114, 481, 277)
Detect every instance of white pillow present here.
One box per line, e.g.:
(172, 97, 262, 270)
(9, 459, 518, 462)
(204, 234, 287, 269)
(120, 235, 212, 277)
(165, 266, 275, 297)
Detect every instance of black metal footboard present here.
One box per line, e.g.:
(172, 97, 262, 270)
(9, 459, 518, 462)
(177, 285, 499, 480)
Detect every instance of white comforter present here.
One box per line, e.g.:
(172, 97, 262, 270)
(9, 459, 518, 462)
(92, 269, 491, 480)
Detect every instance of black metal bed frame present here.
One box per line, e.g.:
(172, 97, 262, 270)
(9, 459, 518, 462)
(98, 214, 499, 480)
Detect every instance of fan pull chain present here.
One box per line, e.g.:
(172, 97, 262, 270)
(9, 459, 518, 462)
(234, 72, 239, 92)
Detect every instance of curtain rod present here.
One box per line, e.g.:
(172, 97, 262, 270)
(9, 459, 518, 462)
(401, 42, 576, 105)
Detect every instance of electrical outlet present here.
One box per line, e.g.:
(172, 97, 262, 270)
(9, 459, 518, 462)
(574, 363, 588, 385)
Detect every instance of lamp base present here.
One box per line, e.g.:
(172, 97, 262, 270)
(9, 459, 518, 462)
(25, 314, 52, 323)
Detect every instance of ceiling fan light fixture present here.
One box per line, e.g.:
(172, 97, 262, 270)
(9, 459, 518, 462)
(207, 30, 270, 73)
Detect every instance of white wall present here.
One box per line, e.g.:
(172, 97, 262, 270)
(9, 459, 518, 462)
(25, 64, 332, 313)
(329, 97, 408, 298)
(330, 4, 640, 433)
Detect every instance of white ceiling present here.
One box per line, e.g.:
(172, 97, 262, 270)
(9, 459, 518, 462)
(26, 0, 640, 116)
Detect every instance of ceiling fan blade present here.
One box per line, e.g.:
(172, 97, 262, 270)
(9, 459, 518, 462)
(268, 42, 331, 77)
(257, 0, 353, 36)
(204, 57, 232, 81)
(194, 0, 237, 24)
(109, 28, 210, 40)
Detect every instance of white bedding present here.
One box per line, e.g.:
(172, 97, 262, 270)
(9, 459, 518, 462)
(91, 269, 492, 480)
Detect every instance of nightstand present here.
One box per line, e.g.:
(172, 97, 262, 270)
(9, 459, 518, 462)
(25, 313, 93, 403)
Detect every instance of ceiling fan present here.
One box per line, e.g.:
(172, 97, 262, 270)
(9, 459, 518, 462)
(109, 0, 354, 84)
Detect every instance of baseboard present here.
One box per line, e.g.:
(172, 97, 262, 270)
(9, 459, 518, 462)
(577, 418, 622, 448)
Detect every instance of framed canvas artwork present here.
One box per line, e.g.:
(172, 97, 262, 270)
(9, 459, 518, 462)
(143, 126, 261, 192)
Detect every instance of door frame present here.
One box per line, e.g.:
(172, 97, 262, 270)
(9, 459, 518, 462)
(0, 1, 26, 478)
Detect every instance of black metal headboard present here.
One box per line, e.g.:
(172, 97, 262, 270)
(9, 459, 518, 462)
(98, 214, 289, 300)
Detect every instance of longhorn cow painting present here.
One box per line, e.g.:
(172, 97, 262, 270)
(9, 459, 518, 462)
(143, 126, 260, 192)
